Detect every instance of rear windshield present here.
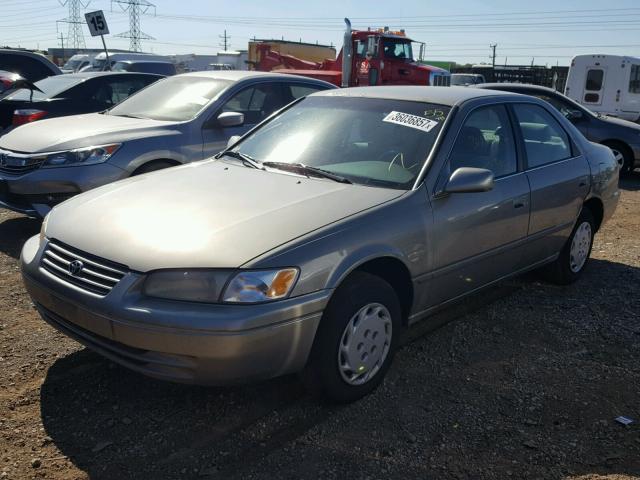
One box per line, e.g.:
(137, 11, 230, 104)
(108, 76, 230, 121)
(5, 75, 83, 101)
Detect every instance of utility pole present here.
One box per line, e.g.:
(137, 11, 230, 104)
(219, 30, 230, 51)
(490, 44, 497, 69)
(112, 0, 155, 52)
(59, 32, 65, 64)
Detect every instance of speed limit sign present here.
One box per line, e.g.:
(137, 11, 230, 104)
(84, 10, 110, 37)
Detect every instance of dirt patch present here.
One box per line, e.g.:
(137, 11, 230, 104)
(1, 175, 639, 479)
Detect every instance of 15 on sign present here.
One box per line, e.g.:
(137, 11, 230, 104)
(85, 10, 109, 37)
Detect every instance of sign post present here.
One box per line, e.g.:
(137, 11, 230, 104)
(84, 10, 111, 70)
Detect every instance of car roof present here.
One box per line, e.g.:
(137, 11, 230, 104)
(114, 60, 173, 65)
(311, 85, 519, 106)
(179, 69, 330, 84)
(476, 83, 558, 94)
(55, 71, 162, 79)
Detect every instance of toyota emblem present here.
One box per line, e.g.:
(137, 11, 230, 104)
(68, 260, 84, 276)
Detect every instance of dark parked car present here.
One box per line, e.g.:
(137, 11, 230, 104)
(113, 60, 177, 76)
(0, 49, 61, 83)
(0, 72, 163, 133)
(476, 83, 640, 173)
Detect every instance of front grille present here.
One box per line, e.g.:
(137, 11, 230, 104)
(430, 74, 451, 87)
(40, 240, 128, 296)
(0, 149, 45, 175)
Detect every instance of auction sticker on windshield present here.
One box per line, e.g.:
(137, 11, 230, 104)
(383, 111, 439, 133)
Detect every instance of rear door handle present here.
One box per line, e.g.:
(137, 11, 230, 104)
(513, 202, 525, 209)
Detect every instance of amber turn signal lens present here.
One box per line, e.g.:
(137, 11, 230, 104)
(267, 268, 298, 298)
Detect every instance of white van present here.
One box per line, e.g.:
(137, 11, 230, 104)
(61, 54, 93, 73)
(88, 52, 171, 71)
(565, 54, 640, 122)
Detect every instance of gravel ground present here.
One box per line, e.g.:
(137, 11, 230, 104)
(0, 174, 639, 480)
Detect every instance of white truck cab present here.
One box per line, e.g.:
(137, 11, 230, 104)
(565, 54, 640, 122)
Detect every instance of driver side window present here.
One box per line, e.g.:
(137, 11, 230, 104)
(449, 105, 517, 178)
(220, 83, 285, 125)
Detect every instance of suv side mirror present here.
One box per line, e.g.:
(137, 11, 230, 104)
(217, 111, 244, 128)
(226, 135, 242, 149)
(444, 167, 494, 193)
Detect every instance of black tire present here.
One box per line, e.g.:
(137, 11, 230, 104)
(132, 160, 177, 176)
(602, 141, 634, 175)
(302, 271, 402, 404)
(541, 208, 595, 285)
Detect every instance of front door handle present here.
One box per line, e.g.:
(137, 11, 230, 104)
(513, 195, 528, 209)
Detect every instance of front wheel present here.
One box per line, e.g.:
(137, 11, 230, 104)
(303, 272, 401, 403)
(541, 208, 595, 285)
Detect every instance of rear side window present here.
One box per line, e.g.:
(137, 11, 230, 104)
(288, 84, 326, 100)
(513, 104, 572, 169)
(0, 53, 55, 82)
(585, 69, 604, 91)
(629, 65, 640, 94)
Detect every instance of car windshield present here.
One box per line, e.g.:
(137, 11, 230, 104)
(63, 59, 84, 70)
(382, 40, 413, 60)
(5, 75, 83, 101)
(233, 96, 450, 190)
(91, 58, 108, 70)
(108, 76, 231, 121)
(451, 75, 480, 85)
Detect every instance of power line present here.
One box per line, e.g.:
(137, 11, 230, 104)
(112, 0, 155, 52)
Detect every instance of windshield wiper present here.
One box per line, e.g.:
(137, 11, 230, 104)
(220, 150, 263, 169)
(262, 162, 352, 184)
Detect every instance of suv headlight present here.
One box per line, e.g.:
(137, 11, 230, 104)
(143, 268, 299, 304)
(43, 144, 121, 167)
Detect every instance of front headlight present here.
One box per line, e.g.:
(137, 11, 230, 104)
(39, 212, 50, 244)
(143, 269, 232, 303)
(43, 144, 121, 167)
(222, 268, 299, 303)
(143, 268, 299, 304)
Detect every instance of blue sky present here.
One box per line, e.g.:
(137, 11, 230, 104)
(3, 0, 640, 66)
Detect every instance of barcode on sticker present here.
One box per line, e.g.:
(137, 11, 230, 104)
(383, 111, 439, 133)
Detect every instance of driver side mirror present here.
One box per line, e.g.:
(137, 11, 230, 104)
(226, 135, 242, 149)
(566, 109, 583, 121)
(216, 111, 245, 128)
(444, 167, 494, 193)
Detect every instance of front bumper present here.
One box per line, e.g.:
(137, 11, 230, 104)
(0, 162, 126, 218)
(20, 235, 330, 384)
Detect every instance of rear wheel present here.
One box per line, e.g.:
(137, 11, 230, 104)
(303, 272, 401, 403)
(541, 208, 595, 285)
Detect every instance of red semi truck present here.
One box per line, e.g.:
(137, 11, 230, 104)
(253, 19, 451, 88)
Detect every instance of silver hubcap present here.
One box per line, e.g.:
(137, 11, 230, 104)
(569, 221, 592, 273)
(610, 148, 624, 167)
(338, 303, 392, 386)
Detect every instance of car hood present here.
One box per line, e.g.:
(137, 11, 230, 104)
(598, 114, 640, 130)
(0, 112, 178, 153)
(45, 160, 404, 271)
